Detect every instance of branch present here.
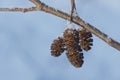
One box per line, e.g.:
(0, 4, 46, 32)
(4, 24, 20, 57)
(0, 0, 120, 51)
(29, 0, 120, 51)
(0, 7, 37, 12)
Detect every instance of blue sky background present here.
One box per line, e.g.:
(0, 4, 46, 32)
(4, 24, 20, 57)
(0, 0, 120, 80)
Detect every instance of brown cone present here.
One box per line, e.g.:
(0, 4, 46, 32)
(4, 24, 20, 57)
(50, 37, 65, 57)
(78, 28, 93, 51)
(63, 28, 80, 52)
(63, 28, 84, 67)
(66, 52, 84, 67)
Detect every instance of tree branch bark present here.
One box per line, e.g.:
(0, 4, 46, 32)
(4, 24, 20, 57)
(0, 7, 37, 12)
(30, 0, 120, 51)
(0, 0, 120, 51)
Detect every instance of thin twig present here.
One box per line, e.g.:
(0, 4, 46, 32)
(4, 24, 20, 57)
(0, 7, 37, 12)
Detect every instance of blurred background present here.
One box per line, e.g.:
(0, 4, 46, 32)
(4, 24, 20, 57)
(0, 0, 120, 80)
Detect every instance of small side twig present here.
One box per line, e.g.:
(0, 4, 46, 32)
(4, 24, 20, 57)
(0, 7, 37, 13)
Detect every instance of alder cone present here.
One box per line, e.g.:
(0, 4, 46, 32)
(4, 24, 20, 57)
(78, 29, 93, 51)
(66, 52, 84, 67)
(50, 28, 94, 68)
(51, 37, 65, 57)
(63, 28, 80, 52)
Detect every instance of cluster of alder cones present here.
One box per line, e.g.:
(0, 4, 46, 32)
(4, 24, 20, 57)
(50, 28, 93, 68)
